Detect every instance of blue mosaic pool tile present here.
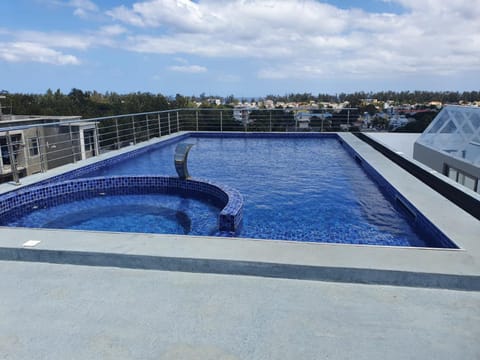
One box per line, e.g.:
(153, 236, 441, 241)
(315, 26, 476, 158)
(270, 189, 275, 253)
(0, 175, 244, 234)
(339, 138, 457, 249)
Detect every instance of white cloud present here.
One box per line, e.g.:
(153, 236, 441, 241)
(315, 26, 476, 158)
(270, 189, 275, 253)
(98, 25, 128, 36)
(0, 22, 129, 66)
(168, 64, 207, 73)
(69, 0, 98, 18)
(0, 42, 80, 65)
(174, 57, 189, 64)
(2, 24, 128, 59)
(69, 0, 97, 11)
(106, 0, 480, 80)
(5, 0, 479, 80)
(108, 0, 347, 34)
(44, 0, 99, 18)
(107, 0, 207, 31)
(15, 31, 93, 50)
(106, 5, 146, 27)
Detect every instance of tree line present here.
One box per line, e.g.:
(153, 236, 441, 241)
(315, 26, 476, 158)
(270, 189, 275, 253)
(265, 90, 480, 106)
(1, 89, 192, 119)
(1, 88, 479, 119)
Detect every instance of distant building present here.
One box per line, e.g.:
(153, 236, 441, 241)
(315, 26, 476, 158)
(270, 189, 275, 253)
(294, 112, 312, 130)
(413, 106, 480, 193)
(428, 101, 443, 109)
(233, 105, 257, 125)
(207, 98, 222, 106)
(263, 100, 275, 109)
(389, 114, 412, 130)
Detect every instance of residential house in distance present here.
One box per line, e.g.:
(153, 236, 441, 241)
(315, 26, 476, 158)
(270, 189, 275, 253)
(233, 104, 258, 125)
(389, 114, 413, 130)
(294, 111, 314, 130)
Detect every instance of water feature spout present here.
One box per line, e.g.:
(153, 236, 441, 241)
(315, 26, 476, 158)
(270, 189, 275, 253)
(174, 143, 194, 179)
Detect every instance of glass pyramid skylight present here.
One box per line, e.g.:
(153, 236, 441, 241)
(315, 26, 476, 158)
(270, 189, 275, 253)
(416, 106, 480, 166)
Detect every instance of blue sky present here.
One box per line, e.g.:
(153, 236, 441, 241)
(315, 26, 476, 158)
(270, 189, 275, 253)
(1, 0, 479, 97)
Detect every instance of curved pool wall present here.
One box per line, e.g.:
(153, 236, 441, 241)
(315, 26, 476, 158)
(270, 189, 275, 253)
(0, 176, 244, 234)
(0, 132, 457, 248)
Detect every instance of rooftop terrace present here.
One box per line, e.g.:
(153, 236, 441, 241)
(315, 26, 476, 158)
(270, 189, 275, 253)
(0, 109, 479, 359)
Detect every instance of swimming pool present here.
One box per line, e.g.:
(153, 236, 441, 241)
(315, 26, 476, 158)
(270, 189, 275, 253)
(0, 133, 455, 247)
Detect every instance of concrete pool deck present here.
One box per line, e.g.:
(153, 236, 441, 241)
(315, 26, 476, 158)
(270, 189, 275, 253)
(1, 260, 479, 359)
(0, 131, 479, 358)
(0, 225, 478, 290)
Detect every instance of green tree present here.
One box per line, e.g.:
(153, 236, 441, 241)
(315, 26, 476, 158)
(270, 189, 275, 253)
(394, 111, 437, 132)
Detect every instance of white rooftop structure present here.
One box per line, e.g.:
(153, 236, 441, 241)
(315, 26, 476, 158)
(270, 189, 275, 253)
(414, 106, 480, 193)
(416, 106, 480, 165)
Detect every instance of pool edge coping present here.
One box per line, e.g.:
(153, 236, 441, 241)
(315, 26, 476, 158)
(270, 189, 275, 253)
(0, 228, 478, 291)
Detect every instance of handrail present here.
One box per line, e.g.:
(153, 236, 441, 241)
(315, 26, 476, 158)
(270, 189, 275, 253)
(0, 107, 357, 184)
(5, 131, 20, 185)
(0, 107, 356, 132)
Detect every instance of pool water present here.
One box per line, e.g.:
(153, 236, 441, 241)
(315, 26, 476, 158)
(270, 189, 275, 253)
(8, 194, 220, 235)
(70, 135, 435, 247)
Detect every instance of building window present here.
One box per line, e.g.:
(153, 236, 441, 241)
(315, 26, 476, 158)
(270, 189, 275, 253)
(83, 129, 95, 152)
(1, 134, 22, 165)
(447, 167, 457, 181)
(83, 129, 95, 155)
(445, 165, 478, 192)
(28, 137, 39, 157)
(0, 137, 10, 165)
(462, 174, 476, 191)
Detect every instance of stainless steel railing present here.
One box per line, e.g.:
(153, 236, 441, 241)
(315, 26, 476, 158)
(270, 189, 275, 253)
(0, 107, 356, 184)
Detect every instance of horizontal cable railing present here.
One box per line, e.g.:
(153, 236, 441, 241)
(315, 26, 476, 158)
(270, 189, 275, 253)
(0, 108, 357, 184)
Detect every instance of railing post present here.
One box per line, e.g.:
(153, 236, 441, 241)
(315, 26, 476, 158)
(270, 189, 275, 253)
(36, 127, 46, 172)
(220, 111, 223, 132)
(157, 113, 162, 137)
(176, 111, 180, 132)
(168, 113, 171, 134)
(94, 121, 100, 157)
(269, 111, 272, 132)
(115, 118, 120, 149)
(132, 116, 136, 144)
(195, 111, 199, 131)
(68, 124, 77, 163)
(146, 115, 150, 140)
(6, 131, 20, 185)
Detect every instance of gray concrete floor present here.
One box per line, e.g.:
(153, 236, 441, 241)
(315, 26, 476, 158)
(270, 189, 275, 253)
(365, 132, 420, 158)
(1, 260, 479, 360)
